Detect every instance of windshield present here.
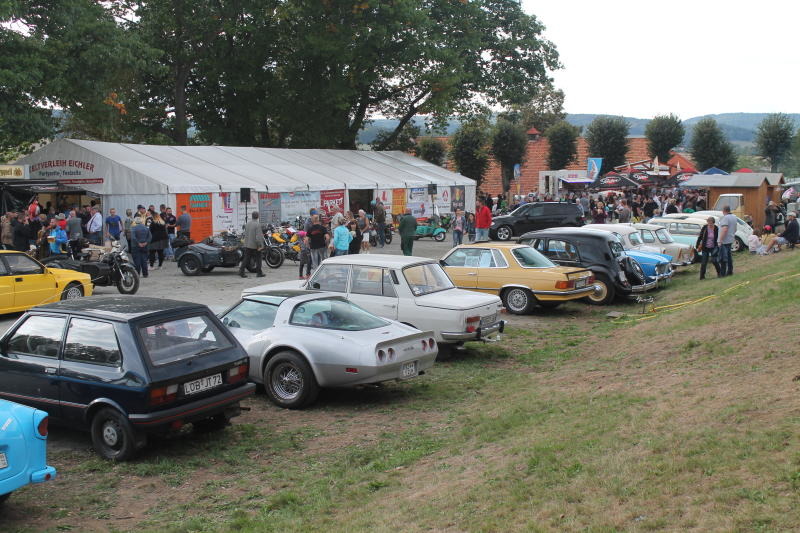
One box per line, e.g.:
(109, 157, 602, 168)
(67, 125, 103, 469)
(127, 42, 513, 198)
(221, 300, 278, 331)
(512, 246, 556, 267)
(139, 315, 232, 366)
(655, 229, 674, 243)
(290, 298, 389, 331)
(627, 232, 644, 245)
(403, 263, 454, 296)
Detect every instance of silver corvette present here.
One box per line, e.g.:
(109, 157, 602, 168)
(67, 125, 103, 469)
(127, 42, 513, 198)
(219, 290, 438, 408)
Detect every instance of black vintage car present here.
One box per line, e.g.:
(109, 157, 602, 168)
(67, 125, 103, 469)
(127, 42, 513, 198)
(490, 202, 583, 241)
(0, 297, 256, 460)
(518, 227, 656, 305)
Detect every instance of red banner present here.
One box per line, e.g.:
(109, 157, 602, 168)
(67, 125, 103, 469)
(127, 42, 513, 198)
(319, 189, 345, 217)
(176, 193, 213, 241)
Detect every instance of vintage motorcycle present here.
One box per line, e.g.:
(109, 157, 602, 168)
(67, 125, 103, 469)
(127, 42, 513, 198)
(175, 231, 283, 276)
(267, 223, 300, 263)
(42, 239, 140, 294)
(414, 215, 447, 242)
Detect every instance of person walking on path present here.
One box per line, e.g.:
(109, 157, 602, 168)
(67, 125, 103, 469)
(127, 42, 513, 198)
(331, 218, 352, 256)
(147, 211, 168, 269)
(696, 217, 721, 279)
(717, 205, 737, 277)
(452, 209, 465, 247)
(86, 206, 103, 245)
(296, 230, 312, 279)
(163, 207, 177, 260)
(475, 198, 492, 241)
(399, 208, 417, 256)
(306, 214, 329, 269)
(239, 211, 265, 278)
(373, 201, 386, 248)
(357, 209, 372, 253)
(176, 205, 191, 239)
(130, 217, 152, 278)
(105, 208, 123, 243)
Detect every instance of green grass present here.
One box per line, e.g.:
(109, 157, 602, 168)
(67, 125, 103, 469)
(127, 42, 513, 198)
(6, 251, 800, 532)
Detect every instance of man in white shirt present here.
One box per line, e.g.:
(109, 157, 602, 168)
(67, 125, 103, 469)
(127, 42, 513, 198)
(87, 206, 103, 245)
(717, 205, 738, 277)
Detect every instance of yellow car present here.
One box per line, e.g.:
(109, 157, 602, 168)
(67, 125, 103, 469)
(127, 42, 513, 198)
(440, 243, 595, 314)
(0, 250, 93, 314)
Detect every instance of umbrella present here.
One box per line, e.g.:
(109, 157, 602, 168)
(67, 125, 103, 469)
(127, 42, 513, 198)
(589, 172, 638, 190)
(663, 171, 697, 187)
(701, 167, 729, 175)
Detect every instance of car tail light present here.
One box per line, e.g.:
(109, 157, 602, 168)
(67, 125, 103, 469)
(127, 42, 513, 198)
(228, 362, 249, 384)
(377, 349, 386, 362)
(465, 315, 480, 333)
(586, 275, 595, 284)
(149, 384, 179, 406)
(387, 348, 395, 361)
(37, 416, 48, 437)
(429, 338, 436, 351)
(555, 279, 575, 289)
(422, 340, 428, 351)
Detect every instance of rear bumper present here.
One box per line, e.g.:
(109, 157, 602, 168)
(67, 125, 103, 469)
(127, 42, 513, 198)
(531, 286, 595, 299)
(31, 465, 56, 484)
(441, 320, 505, 342)
(128, 383, 256, 428)
(624, 280, 658, 294)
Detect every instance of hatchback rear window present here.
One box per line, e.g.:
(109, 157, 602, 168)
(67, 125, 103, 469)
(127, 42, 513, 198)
(139, 314, 232, 366)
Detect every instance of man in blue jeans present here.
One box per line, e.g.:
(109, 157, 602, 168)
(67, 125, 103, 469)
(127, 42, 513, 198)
(717, 205, 737, 277)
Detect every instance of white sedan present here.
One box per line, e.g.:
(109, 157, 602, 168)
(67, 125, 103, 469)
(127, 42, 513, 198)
(220, 290, 437, 408)
(243, 255, 505, 349)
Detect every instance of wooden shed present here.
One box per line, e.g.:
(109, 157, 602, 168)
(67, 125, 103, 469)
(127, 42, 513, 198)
(680, 172, 784, 228)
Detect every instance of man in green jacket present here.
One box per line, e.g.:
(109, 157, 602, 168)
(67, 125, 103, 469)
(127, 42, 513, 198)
(398, 207, 417, 256)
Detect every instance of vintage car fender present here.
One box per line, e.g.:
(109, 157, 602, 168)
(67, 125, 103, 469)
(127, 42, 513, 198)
(0, 400, 56, 500)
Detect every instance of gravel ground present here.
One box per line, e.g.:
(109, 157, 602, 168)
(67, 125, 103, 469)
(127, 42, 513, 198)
(0, 237, 457, 335)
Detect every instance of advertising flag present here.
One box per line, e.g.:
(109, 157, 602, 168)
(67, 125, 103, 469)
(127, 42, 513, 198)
(587, 157, 603, 180)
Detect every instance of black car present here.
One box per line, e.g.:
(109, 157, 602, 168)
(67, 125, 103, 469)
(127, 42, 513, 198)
(518, 227, 656, 305)
(0, 297, 256, 460)
(490, 202, 583, 241)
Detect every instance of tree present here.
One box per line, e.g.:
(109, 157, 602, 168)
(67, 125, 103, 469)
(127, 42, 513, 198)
(502, 83, 567, 133)
(645, 114, 685, 162)
(415, 137, 447, 166)
(755, 113, 796, 172)
(450, 119, 491, 189)
(690, 118, 737, 172)
(544, 121, 579, 170)
(370, 124, 420, 153)
(781, 131, 800, 177)
(491, 120, 528, 196)
(586, 116, 630, 174)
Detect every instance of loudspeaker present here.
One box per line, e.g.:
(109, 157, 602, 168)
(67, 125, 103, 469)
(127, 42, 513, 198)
(427, 184, 437, 195)
(240, 188, 251, 203)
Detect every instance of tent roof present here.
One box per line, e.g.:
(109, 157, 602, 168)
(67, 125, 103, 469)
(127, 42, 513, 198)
(701, 167, 729, 175)
(19, 139, 473, 194)
(680, 172, 784, 188)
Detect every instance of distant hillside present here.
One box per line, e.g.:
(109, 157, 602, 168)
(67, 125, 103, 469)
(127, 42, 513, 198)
(357, 112, 800, 146)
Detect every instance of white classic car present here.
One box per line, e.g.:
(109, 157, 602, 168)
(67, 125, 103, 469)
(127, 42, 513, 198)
(243, 255, 505, 348)
(630, 223, 695, 266)
(220, 290, 437, 408)
(583, 224, 663, 254)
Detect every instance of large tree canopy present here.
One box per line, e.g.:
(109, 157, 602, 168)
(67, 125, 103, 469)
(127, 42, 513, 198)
(586, 116, 630, 174)
(645, 114, 685, 162)
(690, 118, 736, 172)
(450, 118, 491, 190)
(545, 120, 579, 171)
(754, 113, 795, 172)
(491, 119, 528, 195)
(2, 0, 560, 152)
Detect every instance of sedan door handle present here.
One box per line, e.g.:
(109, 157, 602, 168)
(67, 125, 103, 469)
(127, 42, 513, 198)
(45, 367, 57, 374)
(382, 304, 397, 308)
(466, 272, 477, 276)
(15, 277, 23, 282)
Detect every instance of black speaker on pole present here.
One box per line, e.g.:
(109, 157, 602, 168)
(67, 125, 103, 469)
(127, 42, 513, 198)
(240, 187, 251, 203)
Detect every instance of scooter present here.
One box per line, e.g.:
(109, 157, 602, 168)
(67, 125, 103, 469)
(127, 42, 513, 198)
(414, 215, 447, 242)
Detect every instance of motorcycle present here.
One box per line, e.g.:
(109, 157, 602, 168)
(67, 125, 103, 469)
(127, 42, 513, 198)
(414, 215, 447, 242)
(174, 230, 283, 276)
(368, 224, 394, 246)
(267, 223, 300, 263)
(42, 239, 139, 294)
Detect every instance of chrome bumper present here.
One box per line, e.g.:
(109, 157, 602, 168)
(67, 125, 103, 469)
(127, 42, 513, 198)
(441, 320, 506, 342)
(531, 286, 595, 296)
(627, 280, 658, 294)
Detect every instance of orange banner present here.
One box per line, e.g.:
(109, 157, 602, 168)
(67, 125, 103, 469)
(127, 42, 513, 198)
(176, 193, 213, 241)
(392, 188, 406, 218)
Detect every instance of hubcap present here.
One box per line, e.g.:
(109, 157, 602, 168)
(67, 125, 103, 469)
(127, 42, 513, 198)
(102, 423, 119, 447)
(122, 272, 135, 288)
(497, 226, 511, 240)
(65, 287, 82, 299)
(508, 289, 527, 311)
(591, 282, 607, 301)
(272, 363, 303, 400)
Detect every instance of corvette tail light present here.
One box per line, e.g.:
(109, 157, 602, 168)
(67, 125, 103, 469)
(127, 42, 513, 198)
(228, 362, 249, 384)
(429, 338, 436, 351)
(422, 340, 428, 351)
(387, 348, 395, 361)
(377, 349, 386, 362)
(465, 315, 480, 333)
(37, 416, 49, 437)
(149, 384, 179, 406)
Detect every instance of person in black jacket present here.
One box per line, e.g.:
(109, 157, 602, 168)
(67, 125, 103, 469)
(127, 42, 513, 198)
(777, 211, 799, 247)
(12, 214, 31, 252)
(695, 217, 721, 279)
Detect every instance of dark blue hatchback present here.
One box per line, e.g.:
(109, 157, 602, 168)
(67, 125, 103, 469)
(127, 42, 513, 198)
(0, 297, 256, 460)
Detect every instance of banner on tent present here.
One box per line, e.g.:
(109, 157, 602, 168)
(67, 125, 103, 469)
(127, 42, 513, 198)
(281, 191, 320, 220)
(376, 189, 393, 212)
(391, 188, 405, 215)
(259, 193, 282, 225)
(435, 186, 451, 213)
(451, 186, 465, 212)
(407, 187, 429, 218)
(177, 193, 213, 241)
(319, 189, 345, 218)
(214, 192, 238, 232)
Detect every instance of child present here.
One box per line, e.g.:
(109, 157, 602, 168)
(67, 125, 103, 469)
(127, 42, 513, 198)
(747, 228, 761, 254)
(297, 230, 311, 279)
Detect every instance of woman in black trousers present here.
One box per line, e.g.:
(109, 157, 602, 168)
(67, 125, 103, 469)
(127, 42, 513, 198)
(695, 217, 721, 279)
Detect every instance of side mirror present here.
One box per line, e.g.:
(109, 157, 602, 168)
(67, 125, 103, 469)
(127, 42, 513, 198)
(439, 259, 447, 267)
(311, 282, 320, 290)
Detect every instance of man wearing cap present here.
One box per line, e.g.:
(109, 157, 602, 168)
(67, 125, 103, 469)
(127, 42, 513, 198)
(777, 212, 799, 247)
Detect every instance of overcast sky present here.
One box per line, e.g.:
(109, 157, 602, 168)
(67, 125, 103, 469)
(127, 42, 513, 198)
(522, 0, 799, 119)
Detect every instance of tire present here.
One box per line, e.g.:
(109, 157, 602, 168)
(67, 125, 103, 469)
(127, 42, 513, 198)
(502, 287, 534, 314)
(732, 237, 745, 253)
(536, 300, 562, 309)
(264, 351, 319, 409)
(627, 258, 647, 286)
(90, 407, 139, 461)
(193, 414, 230, 433)
(495, 225, 513, 241)
(433, 231, 446, 242)
(115, 265, 139, 295)
(265, 247, 284, 269)
(583, 274, 615, 305)
(179, 255, 201, 276)
(0, 492, 10, 505)
(60, 282, 84, 300)
(384, 230, 393, 245)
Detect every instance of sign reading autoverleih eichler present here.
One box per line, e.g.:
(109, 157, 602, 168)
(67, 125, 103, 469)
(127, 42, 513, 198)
(451, 186, 465, 212)
(280, 191, 320, 220)
(0, 165, 27, 179)
(259, 193, 281, 225)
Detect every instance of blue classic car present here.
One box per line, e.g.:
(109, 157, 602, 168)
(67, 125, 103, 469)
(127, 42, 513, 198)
(0, 399, 56, 504)
(0, 297, 256, 461)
